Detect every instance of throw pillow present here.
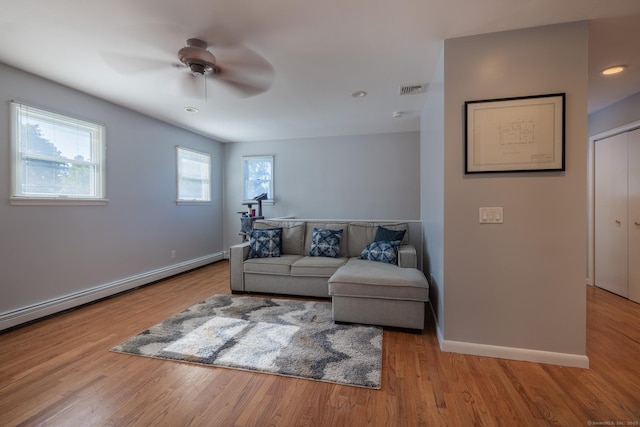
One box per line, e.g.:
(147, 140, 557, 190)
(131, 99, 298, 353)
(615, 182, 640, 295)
(248, 228, 282, 259)
(309, 228, 343, 258)
(374, 226, 406, 243)
(359, 240, 401, 264)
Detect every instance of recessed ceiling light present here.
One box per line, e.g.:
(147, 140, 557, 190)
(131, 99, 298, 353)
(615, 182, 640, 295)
(184, 107, 199, 113)
(392, 112, 403, 118)
(601, 65, 627, 76)
(351, 91, 367, 98)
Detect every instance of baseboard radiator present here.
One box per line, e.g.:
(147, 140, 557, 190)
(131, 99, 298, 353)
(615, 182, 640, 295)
(0, 252, 224, 332)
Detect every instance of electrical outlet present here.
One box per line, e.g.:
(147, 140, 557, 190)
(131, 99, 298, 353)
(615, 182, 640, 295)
(171, 250, 176, 259)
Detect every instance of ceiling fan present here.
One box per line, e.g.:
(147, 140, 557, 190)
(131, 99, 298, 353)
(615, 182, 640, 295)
(102, 37, 274, 99)
(175, 37, 274, 99)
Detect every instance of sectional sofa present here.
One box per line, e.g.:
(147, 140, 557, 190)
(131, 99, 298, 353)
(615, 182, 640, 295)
(229, 219, 429, 330)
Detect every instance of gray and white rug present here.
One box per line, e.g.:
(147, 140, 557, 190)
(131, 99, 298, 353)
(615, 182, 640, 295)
(111, 295, 382, 389)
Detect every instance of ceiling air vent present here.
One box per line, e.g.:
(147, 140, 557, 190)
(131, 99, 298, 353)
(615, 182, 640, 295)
(399, 84, 427, 96)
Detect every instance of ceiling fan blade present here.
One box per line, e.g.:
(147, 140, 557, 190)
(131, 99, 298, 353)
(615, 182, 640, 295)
(212, 44, 275, 80)
(213, 67, 273, 97)
(100, 51, 170, 74)
(210, 45, 275, 97)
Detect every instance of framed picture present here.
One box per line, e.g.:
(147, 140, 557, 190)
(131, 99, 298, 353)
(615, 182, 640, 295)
(465, 93, 565, 173)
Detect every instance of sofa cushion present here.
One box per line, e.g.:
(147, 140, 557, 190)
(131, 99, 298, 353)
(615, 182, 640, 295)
(358, 240, 401, 264)
(244, 254, 303, 275)
(328, 259, 428, 301)
(346, 222, 377, 257)
(248, 228, 282, 258)
(309, 228, 343, 258)
(304, 222, 348, 256)
(291, 256, 348, 277)
(347, 222, 409, 257)
(254, 220, 306, 255)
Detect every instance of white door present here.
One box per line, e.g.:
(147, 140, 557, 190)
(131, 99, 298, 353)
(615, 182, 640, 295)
(595, 132, 628, 297)
(628, 128, 640, 303)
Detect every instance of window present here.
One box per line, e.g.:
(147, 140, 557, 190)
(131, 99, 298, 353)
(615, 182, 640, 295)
(242, 155, 274, 203)
(10, 101, 106, 205)
(177, 146, 211, 203)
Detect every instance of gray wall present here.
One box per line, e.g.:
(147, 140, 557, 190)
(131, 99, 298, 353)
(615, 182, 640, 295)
(422, 22, 589, 359)
(0, 63, 224, 326)
(223, 132, 421, 249)
(588, 91, 640, 137)
(420, 42, 445, 333)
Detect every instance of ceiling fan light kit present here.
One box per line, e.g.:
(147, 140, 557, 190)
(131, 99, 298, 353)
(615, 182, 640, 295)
(178, 38, 219, 76)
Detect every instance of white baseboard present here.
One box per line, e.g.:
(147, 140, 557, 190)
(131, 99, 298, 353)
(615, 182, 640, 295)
(0, 252, 224, 332)
(426, 301, 589, 368)
(427, 300, 445, 344)
(440, 339, 589, 369)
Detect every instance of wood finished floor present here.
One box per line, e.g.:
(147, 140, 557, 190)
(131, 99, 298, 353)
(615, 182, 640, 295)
(1, 260, 639, 426)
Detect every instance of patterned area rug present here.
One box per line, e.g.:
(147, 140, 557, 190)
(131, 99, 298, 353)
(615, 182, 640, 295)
(111, 295, 382, 389)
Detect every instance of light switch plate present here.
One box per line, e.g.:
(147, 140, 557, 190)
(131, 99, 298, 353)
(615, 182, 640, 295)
(479, 207, 503, 223)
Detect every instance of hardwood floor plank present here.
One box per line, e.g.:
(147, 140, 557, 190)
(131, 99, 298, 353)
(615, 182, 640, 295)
(1, 261, 640, 426)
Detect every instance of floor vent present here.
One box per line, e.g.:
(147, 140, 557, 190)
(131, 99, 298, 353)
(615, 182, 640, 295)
(399, 84, 427, 96)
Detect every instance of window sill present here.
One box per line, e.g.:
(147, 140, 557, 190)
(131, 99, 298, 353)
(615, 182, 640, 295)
(176, 200, 211, 206)
(10, 198, 109, 206)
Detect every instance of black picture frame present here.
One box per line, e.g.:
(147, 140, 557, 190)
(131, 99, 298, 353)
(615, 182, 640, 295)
(464, 93, 565, 174)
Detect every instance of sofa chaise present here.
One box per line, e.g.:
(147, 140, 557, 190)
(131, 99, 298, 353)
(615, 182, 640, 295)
(229, 219, 429, 330)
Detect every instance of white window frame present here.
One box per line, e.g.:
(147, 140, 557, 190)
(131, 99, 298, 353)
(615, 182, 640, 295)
(242, 155, 274, 204)
(10, 101, 107, 206)
(176, 146, 211, 204)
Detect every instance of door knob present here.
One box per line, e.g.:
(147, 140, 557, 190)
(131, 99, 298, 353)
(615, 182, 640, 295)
(635, 221, 640, 227)
(615, 220, 621, 225)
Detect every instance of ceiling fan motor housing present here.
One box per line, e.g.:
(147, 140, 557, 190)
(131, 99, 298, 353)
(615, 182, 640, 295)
(178, 38, 219, 76)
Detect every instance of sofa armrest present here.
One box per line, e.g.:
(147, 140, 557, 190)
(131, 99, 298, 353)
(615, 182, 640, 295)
(397, 244, 417, 269)
(230, 242, 251, 292)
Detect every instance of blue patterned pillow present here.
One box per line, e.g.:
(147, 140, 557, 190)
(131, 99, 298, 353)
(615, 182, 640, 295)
(374, 226, 406, 243)
(248, 228, 282, 258)
(359, 240, 401, 264)
(309, 228, 343, 258)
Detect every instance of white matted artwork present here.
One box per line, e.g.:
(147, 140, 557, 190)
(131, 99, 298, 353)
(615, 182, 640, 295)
(465, 93, 565, 173)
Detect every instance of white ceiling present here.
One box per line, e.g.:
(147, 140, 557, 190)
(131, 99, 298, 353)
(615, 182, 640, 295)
(1, 0, 639, 143)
